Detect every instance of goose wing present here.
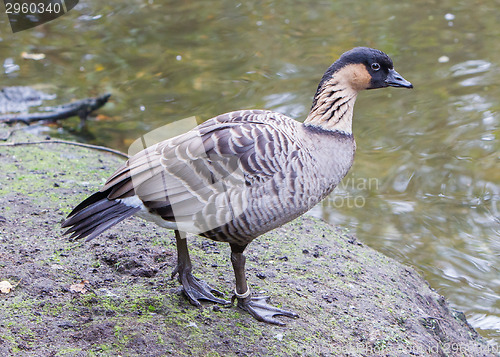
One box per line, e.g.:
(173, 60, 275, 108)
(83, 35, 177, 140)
(101, 110, 304, 234)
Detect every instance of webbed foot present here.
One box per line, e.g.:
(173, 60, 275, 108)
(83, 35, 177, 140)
(233, 294, 299, 325)
(171, 266, 230, 306)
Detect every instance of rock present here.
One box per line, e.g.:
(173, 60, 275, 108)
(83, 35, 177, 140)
(0, 127, 495, 356)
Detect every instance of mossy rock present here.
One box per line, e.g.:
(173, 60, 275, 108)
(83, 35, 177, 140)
(0, 127, 495, 356)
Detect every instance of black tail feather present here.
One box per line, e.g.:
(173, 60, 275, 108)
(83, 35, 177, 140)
(64, 201, 128, 236)
(62, 189, 140, 241)
(63, 199, 120, 228)
(66, 190, 110, 218)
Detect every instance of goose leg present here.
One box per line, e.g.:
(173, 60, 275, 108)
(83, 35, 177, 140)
(230, 244, 299, 325)
(171, 230, 229, 306)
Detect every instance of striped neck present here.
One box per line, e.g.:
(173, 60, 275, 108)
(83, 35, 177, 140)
(304, 79, 358, 134)
(304, 62, 373, 134)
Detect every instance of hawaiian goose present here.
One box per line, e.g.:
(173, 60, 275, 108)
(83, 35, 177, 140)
(62, 47, 412, 325)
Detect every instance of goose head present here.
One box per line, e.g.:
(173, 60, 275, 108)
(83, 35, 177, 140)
(306, 47, 412, 132)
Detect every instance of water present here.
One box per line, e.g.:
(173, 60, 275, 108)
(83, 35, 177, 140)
(1, 0, 499, 344)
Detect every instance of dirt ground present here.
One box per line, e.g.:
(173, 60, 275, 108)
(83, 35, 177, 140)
(0, 128, 497, 356)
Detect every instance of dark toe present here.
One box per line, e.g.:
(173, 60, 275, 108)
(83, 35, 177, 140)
(237, 295, 298, 325)
(179, 272, 230, 306)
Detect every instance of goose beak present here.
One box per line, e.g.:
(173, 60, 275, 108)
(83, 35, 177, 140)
(386, 69, 413, 88)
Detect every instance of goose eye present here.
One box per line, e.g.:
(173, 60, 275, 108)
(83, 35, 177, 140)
(371, 63, 381, 71)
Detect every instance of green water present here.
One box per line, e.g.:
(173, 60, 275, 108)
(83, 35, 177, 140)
(1, 0, 499, 344)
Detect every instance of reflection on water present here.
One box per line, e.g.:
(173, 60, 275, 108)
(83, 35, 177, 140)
(1, 0, 499, 344)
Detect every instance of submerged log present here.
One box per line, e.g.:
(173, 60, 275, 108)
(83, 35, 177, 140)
(0, 93, 111, 125)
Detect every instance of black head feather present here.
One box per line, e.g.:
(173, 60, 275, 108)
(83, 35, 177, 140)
(318, 47, 394, 89)
(311, 47, 412, 110)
